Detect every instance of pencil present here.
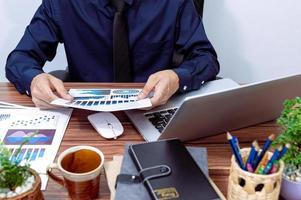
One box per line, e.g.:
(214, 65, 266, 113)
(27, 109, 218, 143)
(253, 134, 275, 169)
(255, 153, 269, 173)
(262, 146, 282, 174)
(252, 141, 260, 168)
(277, 143, 290, 160)
(245, 140, 258, 170)
(227, 132, 245, 170)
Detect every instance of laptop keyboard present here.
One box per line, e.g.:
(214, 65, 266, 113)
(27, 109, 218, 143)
(144, 108, 178, 133)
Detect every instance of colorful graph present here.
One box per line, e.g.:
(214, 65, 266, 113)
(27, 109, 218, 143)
(113, 89, 140, 95)
(10, 147, 46, 163)
(4, 129, 55, 145)
(73, 96, 105, 101)
(10, 114, 58, 127)
(70, 89, 111, 96)
(0, 114, 10, 122)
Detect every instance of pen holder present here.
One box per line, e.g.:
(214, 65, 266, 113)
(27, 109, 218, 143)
(227, 148, 284, 200)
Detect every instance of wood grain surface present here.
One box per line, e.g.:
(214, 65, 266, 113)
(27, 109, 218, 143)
(0, 83, 283, 200)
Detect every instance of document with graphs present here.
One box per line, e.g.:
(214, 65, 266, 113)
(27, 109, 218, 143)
(51, 88, 152, 112)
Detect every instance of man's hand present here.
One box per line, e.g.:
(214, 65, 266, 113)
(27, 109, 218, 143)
(30, 73, 73, 108)
(138, 70, 179, 107)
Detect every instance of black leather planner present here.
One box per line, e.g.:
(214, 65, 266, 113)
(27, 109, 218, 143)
(128, 139, 221, 200)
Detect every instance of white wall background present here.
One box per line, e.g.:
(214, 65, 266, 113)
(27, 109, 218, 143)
(0, 0, 300, 83)
(203, 0, 301, 83)
(0, 0, 67, 82)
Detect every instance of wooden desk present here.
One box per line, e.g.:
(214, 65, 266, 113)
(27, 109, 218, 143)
(0, 83, 283, 200)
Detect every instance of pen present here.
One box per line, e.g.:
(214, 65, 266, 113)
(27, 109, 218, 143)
(253, 134, 275, 169)
(227, 132, 245, 170)
(262, 146, 282, 174)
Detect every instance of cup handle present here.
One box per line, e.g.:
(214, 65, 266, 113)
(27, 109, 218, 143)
(47, 163, 65, 186)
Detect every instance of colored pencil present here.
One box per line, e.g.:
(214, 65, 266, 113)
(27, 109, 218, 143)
(246, 163, 254, 172)
(253, 134, 275, 169)
(277, 143, 290, 160)
(270, 161, 279, 174)
(252, 141, 260, 169)
(234, 136, 241, 150)
(255, 153, 269, 173)
(227, 132, 245, 170)
(262, 146, 282, 174)
(246, 140, 258, 170)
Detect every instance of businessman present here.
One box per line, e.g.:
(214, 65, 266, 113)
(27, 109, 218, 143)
(5, 0, 219, 108)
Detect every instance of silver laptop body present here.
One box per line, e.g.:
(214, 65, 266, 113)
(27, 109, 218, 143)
(125, 74, 301, 142)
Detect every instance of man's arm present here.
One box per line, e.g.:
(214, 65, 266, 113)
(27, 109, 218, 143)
(5, 0, 72, 107)
(173, 0, 220, 93)
(139, 0, 219, 106)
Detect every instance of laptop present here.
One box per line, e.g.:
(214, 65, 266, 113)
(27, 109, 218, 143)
(125, 74, 301, 142)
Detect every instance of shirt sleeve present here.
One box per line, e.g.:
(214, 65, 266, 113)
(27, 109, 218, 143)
(173, 0, 220, 93)
(5, 0, 61, 95)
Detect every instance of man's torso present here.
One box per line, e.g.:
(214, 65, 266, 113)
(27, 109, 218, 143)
(52, 0, 184, 82)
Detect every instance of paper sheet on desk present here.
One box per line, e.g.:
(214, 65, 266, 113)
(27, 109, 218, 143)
(0, 107, 72, 190)
(51, 88, 152, 111)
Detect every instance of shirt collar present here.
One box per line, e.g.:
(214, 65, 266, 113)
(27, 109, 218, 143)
(100, 0, 134, 7)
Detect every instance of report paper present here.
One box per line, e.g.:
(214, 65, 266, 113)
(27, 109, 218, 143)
(51, 88, 152, 111)
(0, 108, 73, 190)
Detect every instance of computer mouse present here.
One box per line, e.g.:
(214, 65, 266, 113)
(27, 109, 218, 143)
(87, 112, 124, 139)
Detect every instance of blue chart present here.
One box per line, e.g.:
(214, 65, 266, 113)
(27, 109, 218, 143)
(4, 129, 55, 145)
(10, 114, 57, 127)
(70, 89, 111, 96)
(68, 89, 141, 107)
(69, 99, 136, 107)
(112, 89, 140, 95)
(10, 147, 46, 163)
(0, 114, 10, 122)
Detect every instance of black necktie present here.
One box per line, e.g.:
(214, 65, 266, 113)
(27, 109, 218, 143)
(111, 0, 132, 82)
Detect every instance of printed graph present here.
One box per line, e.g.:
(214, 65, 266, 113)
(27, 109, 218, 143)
(9, 147, 46, 163)
(4, 129, 56, 145)
(10, 114, 58, 127)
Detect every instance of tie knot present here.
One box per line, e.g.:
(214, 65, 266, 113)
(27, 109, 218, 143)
(110, 0, 126, 12)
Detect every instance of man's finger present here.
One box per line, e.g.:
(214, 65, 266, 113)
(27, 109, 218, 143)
(138, 75, 158, 99)
(51, 78, 73, 100)
(36, 84, 59, 103)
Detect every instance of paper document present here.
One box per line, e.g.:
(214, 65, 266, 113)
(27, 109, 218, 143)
(0, 101, 32, 109)
(0, 107, 72, 190)
(51, 88, 152, 111)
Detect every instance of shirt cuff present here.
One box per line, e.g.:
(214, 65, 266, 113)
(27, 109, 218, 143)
(23, 69, 44, 96)
(172, 68, 192, 93)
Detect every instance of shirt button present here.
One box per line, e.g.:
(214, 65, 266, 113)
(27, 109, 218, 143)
(183, 85, 187, 91)
(201, 81, 205, 84)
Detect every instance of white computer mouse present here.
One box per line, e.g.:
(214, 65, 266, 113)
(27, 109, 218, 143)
(88, 112, 124, 139)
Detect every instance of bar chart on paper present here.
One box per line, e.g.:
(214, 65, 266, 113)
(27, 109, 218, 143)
(51, 88, 152, 111)
(9, 147, 46, 163)
(0, 108, 72, 190)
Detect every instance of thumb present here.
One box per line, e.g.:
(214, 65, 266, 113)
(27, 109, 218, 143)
(50, 78, 73, 101)
(138, 75, 158, 99)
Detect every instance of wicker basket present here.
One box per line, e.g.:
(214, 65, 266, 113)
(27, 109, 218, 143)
(227, 148, 284, 200)
(5, 168, 44, 200)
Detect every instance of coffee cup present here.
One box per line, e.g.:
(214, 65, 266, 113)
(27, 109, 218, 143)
(47, 146, 104, 200)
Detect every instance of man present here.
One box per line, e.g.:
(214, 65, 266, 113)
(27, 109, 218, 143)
(5, 0, 219, 108)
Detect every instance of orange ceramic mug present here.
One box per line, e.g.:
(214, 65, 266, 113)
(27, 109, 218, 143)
(47, 146, 104, 200)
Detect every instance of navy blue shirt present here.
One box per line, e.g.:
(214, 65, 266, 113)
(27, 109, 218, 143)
(6, 0, 219, 95)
